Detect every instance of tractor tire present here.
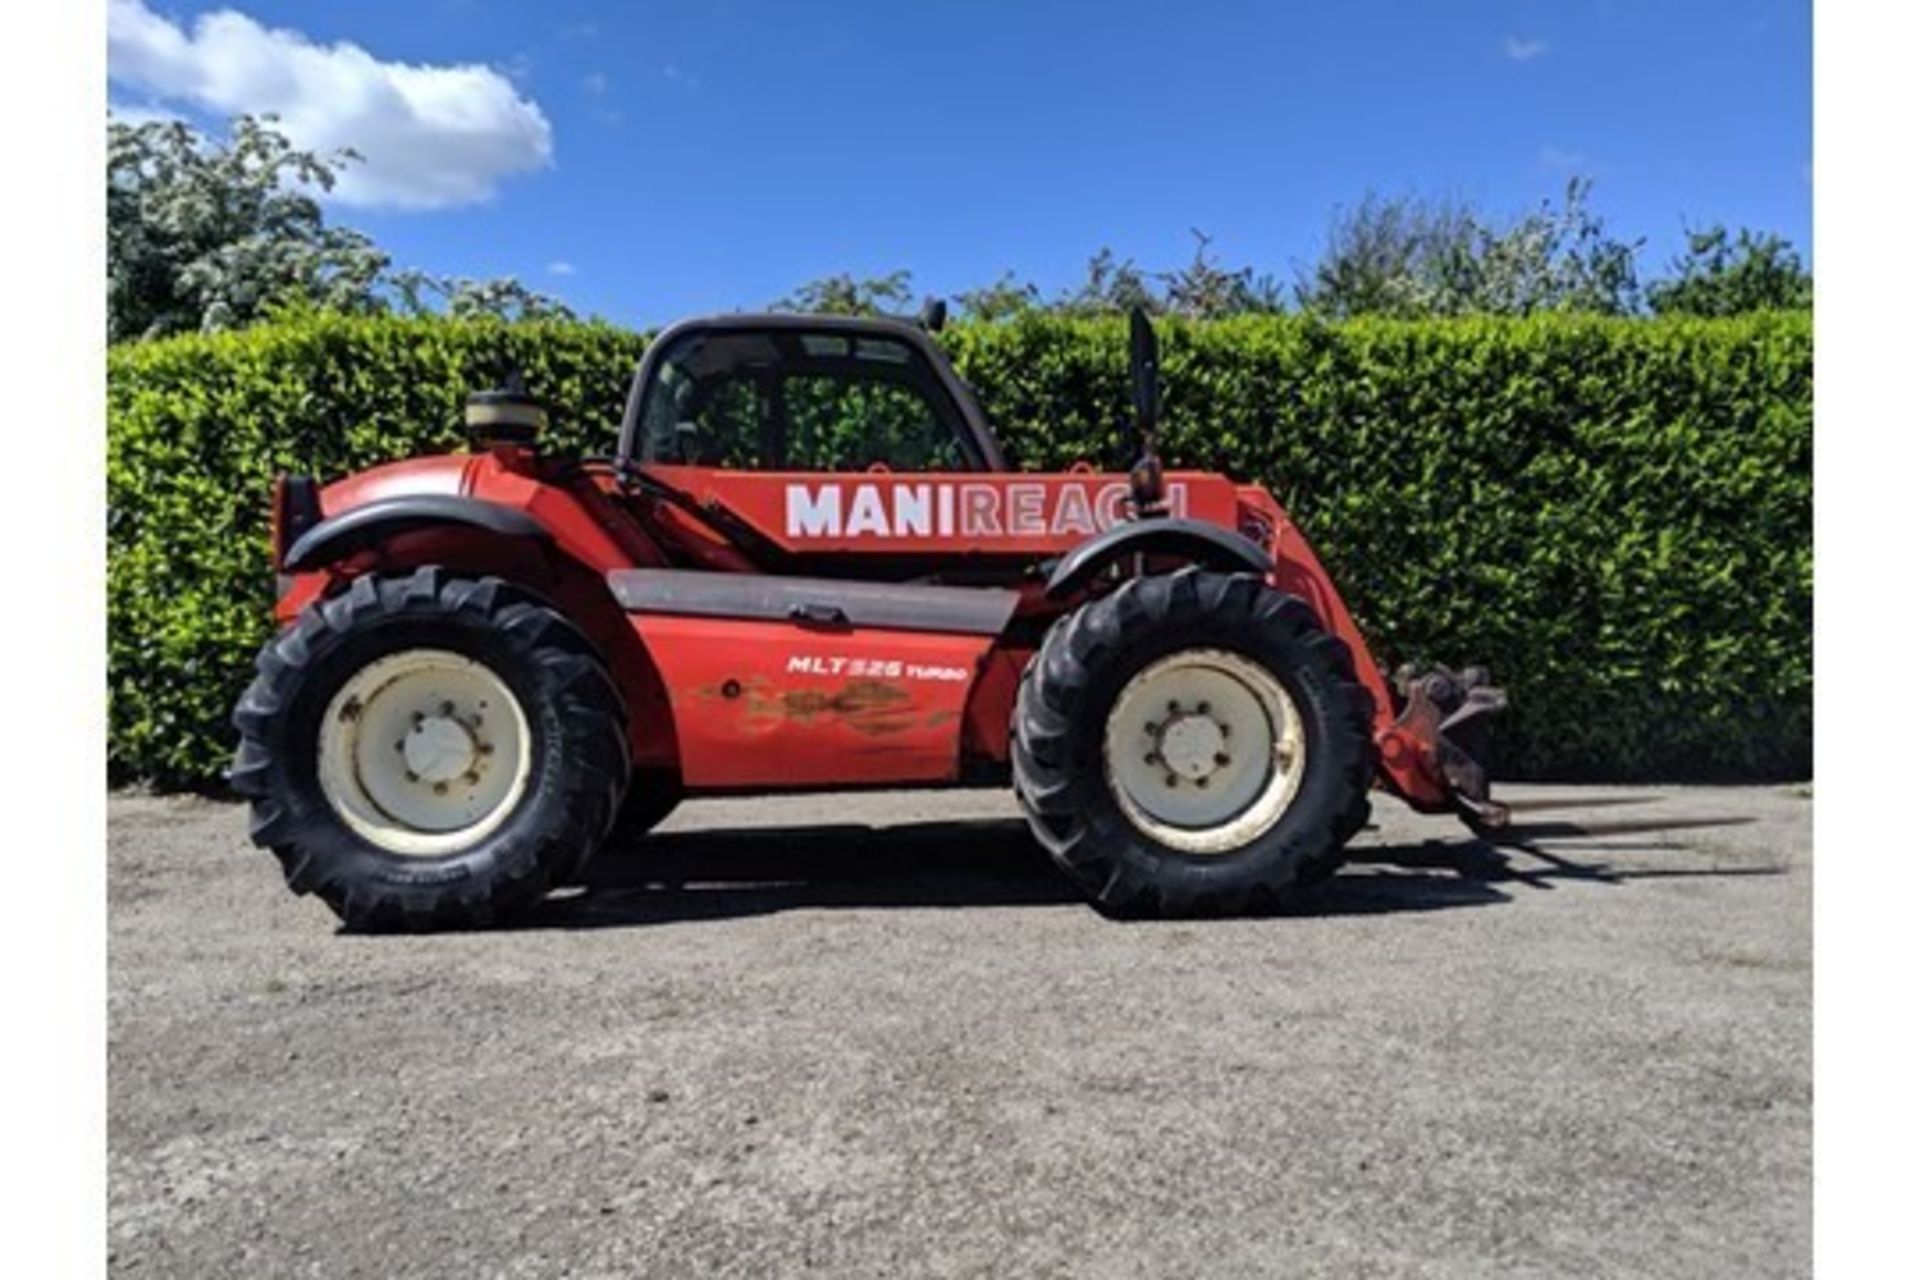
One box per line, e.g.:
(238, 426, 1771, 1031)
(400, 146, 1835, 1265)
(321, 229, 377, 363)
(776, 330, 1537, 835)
(229, 568, 629, 931)
(1012, 567, 1374, 917)
(603, 771, 685, 848)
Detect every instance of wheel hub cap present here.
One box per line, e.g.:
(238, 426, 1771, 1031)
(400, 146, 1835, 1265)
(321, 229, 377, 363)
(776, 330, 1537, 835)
(1102, 648, 1308, 854)
(403, 716, 478, 784)
(316, 649, 532, 857)
(1156, 710, 1227, 781)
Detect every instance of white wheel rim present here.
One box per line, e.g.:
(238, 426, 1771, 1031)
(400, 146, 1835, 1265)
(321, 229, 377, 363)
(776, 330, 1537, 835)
(316, 649, 533, 856)
(1102, 648, 1308, 854)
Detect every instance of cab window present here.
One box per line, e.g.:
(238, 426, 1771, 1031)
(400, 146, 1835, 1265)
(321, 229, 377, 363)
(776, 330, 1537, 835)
(783, 374, 962, 471)
(638, 328, 976, 471)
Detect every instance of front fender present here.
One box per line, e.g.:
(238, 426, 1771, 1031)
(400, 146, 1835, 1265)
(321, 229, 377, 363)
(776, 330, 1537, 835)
(1043, 518, 1271, 599)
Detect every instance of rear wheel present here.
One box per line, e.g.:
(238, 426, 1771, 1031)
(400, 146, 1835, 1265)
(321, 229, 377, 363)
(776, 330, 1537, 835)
(603, 770, 685, 848)
(1012, 568, 1374, 916)
(230, 568, 629, 930)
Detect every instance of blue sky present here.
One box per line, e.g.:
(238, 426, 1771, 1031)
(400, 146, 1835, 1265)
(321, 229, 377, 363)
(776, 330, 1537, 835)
(109, 0, 1811, 328)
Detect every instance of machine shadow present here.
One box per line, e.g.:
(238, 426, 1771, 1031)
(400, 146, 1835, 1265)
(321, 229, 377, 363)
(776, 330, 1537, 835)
(505, 805, 1774, 932)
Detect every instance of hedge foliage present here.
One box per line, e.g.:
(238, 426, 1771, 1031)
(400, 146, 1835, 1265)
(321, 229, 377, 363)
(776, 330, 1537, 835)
(108, 309, 1811, 787)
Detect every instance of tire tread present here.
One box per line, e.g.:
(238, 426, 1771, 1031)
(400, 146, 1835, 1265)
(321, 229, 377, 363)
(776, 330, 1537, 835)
(1011, 566, 1375, 917)
(230, 569, 629, 931)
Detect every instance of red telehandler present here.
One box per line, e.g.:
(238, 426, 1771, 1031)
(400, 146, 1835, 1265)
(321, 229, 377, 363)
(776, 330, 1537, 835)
(232, 306, 1504, 929)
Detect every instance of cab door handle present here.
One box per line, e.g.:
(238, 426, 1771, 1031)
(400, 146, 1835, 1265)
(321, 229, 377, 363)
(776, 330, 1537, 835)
(788, 602, 850, 627)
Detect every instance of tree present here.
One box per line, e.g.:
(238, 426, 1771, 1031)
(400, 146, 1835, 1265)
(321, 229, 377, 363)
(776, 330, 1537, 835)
(1293, 192, 1476, 318)
(773, 269, 916, 316)
(954, 271, 1041, 322)
(1056, 248, 1162, 316)
(389, 272, 577, 323)
(108, 114, 576, 340)
(1158, 229, 1285, 318)
(1646, 226, 1812, 316)
(1469, 179, 1642, 316)
(108, 115, 389, 341)
(1296, 180, 1642, 318)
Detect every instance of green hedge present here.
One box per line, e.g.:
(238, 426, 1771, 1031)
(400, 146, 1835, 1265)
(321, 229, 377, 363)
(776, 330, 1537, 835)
(108, 310, 1811, 787)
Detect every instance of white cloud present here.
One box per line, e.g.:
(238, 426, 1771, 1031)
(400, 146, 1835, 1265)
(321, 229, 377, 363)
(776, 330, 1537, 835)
(546, 260, 576, 276)
(1504, 35, 1549, 62)
(107, 100, 184, 128)
(1540, 145, 1589, 171)
(106, 0, 553, 210)
(582, 71, 609, 96)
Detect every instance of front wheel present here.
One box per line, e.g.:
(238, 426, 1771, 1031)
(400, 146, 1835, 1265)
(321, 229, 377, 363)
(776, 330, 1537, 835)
(1012, 568, 1375, 917)
(230, 568, 629, 930)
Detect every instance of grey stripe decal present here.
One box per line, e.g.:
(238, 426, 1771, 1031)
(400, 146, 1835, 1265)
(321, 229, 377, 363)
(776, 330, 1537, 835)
(607, 569, 1019, 637)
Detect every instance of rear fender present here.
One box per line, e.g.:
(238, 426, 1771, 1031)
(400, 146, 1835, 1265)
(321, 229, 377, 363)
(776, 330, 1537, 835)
(282, 495, 548, 572)
(284, 453, 650, 576)
(272, 457, 679, 771)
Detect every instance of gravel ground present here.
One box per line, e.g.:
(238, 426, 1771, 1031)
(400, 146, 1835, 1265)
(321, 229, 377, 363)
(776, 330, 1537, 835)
(108, 783, 1810, 1278)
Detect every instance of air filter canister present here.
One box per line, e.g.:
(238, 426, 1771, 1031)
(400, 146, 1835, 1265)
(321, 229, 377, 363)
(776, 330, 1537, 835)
(464, 378, 547, 447)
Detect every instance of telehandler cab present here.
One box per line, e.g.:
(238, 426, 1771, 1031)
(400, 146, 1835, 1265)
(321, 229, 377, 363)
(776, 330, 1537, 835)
(232, 306, 1505, 929)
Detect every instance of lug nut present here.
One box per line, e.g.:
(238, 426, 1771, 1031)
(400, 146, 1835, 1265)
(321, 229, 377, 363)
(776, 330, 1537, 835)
(404, 770, 419, 782)
(393, 740, 405, 752)
(411, 712, 425, 727)
(1197, 701, 1211, 715)
(1167, 699, 1180, 713)
(1215, 753, 1232, 767)
(464, 770, 481, 785)
(1144, 721, 1160, 735)
(440, 701, 456, 716)
(477, 742, 494, 756)
(1165, 773, 1179, 787)
(433, 781, 449, 795)
(1195, 777, 1210, 788)
(1143, 751, 1160, 765)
